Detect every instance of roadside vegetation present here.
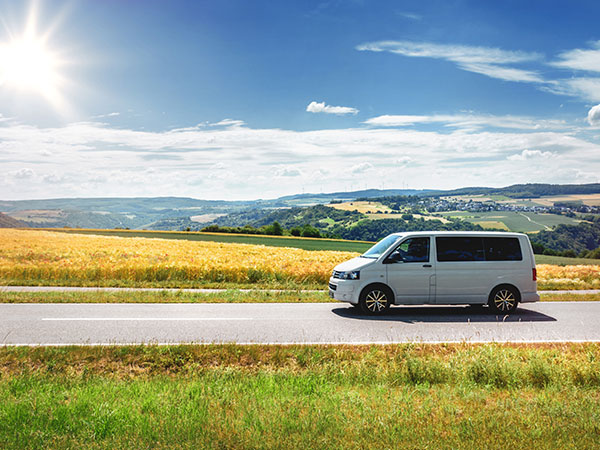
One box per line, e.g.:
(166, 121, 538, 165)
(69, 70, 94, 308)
(1, 343, 600, 449)
(1, 229, 599, 290)
(1, 290, 599, 304)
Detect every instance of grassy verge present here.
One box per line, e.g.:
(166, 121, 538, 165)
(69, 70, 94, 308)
(1, 276, 598, 291)
(540, 293, 600, 301)
(1, 291, 599, 304)
(1, 344, 599, 449)
(0, 278, 325, 290)
(0, 289, 330, 304)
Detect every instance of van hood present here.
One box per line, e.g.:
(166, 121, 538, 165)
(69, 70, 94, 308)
(334, 256, 376, 272)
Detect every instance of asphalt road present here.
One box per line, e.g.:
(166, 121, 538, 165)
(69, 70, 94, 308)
(1, 302, 599, 345)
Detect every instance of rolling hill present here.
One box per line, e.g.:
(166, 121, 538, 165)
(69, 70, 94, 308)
(0, 212, 27, 228)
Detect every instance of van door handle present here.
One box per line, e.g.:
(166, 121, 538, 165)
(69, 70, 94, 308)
(423, 264, 432, 268)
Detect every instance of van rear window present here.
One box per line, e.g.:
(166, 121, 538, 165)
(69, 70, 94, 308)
(483, 237, 522, 261)
(436, 237, 523, 262)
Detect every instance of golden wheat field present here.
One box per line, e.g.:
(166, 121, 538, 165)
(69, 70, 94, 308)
(0, 228, 598, 289)
(536, 264, 600, 290)
(0, 228, 356, 287)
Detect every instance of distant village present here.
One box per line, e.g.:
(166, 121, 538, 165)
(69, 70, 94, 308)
(403, 196, 600, 216)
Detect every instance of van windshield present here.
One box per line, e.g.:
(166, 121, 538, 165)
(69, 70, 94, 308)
(361, 234, 400, 259)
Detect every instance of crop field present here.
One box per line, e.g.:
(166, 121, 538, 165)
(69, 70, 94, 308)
(537, 264, 600, 290)
(528, 194, 600, 207)
(1, 229, 598, 290)
(45, 228, 600, 266)
(0, 229, 356, 289)
(446, 193, 600, 207)
(438, 210, 580, 232)
(329, 200, 393, 213)
(1, 344, 600, 449)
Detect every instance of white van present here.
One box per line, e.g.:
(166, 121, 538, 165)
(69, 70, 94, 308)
(328, 231, 539, 314)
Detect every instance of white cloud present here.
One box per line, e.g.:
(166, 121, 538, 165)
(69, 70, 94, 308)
(92, 112, 120, 119)
(543, 77, 600, 102)
(0, 117, 598, 200)
(275, 166, 302, 177)
(507, 149, 554, 161)
(306, 101, 359, 115)
(43, 173, 69, 184)
(397, 12, 422, 21)
(364, 114, 566, 130)
(356, 40, 545, 83)
(550, 41, 600, 72)
(12, 168, 35, 179)
(588, 104, 600, 126)
(351, 162, 373, 174)
(395, 156, 412, 166)
(210, 119, 245, 127)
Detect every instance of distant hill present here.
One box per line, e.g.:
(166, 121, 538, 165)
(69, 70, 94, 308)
(278, 189, 433, 204)
(425, 183, 600, 198)
(2, 183, 599, 230)
(0, 212, 27, 228)
(0, 197, 261, 230)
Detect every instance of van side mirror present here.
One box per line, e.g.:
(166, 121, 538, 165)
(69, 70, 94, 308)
(384, 252, 404, 264)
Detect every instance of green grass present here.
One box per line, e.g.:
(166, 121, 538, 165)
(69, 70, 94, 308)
(1, 290, 598, 304)
(0, 277, 327, 290)
(1, 344, 600, 449)
(535, 254, 600, 265)
(540, 293, 600, 301)
(45, 228, 374, 253)
(0, 289, 330, 303)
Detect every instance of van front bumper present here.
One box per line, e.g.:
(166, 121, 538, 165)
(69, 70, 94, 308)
(521, 292, 540, 303)
(328, 278, 358, 304)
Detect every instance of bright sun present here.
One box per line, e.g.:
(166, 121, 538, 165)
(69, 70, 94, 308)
(0, 38, 58, 92)
(0, 4, 67, 111)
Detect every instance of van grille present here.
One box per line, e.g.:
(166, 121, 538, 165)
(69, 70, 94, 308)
(332, 271, 342, 279)
(328, 283, 337, 291)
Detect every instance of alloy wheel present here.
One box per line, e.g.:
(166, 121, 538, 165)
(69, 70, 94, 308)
(365, 289, 388, 313)
(493, 289, 516, 312)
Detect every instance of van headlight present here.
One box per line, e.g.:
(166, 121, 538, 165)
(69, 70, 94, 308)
(335, 270, 360, 280)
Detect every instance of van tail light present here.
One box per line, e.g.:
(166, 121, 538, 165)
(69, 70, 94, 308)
(532, 268, 537, 281)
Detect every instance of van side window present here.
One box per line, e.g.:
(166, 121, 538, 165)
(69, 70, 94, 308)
(483, 237, 522, 261)
(436, 237, 484, 261)
(386, 237, 430, 263)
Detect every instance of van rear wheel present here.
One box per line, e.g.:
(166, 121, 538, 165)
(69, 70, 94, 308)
(488, 286, 519, 314)
(359, 285, 392, 315)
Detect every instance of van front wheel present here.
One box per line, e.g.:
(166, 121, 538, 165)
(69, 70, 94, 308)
(488, 286, 519, 314)
(359, 285, 392, 315)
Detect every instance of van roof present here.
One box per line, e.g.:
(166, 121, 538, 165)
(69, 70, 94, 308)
(391, 231, 527, 238)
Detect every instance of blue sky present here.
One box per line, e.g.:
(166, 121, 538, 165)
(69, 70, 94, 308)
(1, 0, 599, 200)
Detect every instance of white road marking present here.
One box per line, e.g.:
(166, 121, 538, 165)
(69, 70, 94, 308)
(42, 317, 252, 321)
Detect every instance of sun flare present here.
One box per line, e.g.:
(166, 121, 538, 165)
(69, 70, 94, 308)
(0, 38, 58, 92)
(0, 3, 68, 111)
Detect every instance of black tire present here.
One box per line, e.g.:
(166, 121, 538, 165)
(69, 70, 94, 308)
(359, 284, 392, 315)
(488, 285, 519, 314)
(468, 304, 486, 310)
